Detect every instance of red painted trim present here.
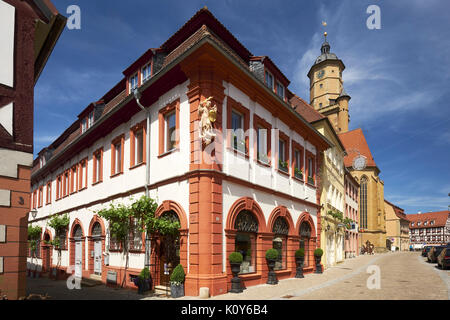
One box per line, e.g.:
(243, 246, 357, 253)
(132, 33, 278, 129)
(111, 135, 124, 177)
(130, 120, 146, 168)
(93, 148, 103, 184)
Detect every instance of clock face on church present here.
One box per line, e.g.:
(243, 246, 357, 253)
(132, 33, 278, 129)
(317, 70, 325, 79)
(352, 155, 367, 170)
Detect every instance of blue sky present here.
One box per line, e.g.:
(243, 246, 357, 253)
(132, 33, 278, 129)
(34, 0, 450, 214)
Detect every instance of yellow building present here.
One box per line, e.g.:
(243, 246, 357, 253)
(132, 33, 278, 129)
(308, 35, 387, 253)
(313, 118, 346, 268)
(384, 200, 410, 251)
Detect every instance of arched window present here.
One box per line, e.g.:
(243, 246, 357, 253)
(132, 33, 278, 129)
(360, 176, 368, 229)
(299, 222, 311, 267)
(92, 222, 102, 238)
(272, 217, 289, 270)
(234, 210, 258, 274)
(73, 225, 83, 239)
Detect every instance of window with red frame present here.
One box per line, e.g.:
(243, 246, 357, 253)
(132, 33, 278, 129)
(64, 171, 69, 197)
(111, 136, 124, 176)
(277, 135, 289, 174)
(130, 123, 145, 167)
(70, 166, 77, 194)
(307, 156, 315, 185)
(56, 175, 62, 200)
(93, 149, 103, 183)
(38, 187, 43, 207)
(78, 159, 88, 190)
(293, 148, 303, 179)
(46, 182, 51, 205)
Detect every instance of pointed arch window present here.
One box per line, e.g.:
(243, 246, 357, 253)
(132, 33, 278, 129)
(360, 176, 368, 229)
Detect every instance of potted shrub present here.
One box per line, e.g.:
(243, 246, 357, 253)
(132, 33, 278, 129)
(134, 267, 151, 294)
(170, 264, 185, 298)
(314, 248, 324, 274)
(265, 248, 279, 285)
(228, 252, 243, 293)
(295, 249, 305, 278)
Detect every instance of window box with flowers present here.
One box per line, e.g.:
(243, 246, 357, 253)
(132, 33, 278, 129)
(294, 168, 303, 180)
(278, 159, 288, 173)
(308, 176, 315, 185)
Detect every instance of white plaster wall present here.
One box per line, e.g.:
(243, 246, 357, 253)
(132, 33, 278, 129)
(31, 81, 190, 220)
(222, 81, 318, 202)
(0, 0, 14, 87)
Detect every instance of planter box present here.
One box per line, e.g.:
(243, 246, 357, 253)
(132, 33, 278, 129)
(170, 283, 184, 298)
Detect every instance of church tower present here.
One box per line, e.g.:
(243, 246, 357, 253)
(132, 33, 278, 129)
(307, 32, 350, 133)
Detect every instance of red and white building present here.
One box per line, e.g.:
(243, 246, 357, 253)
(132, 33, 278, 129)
(408, 211, 450, 249)
(0, 0, 65, 299)
(28, 8, 333, 296)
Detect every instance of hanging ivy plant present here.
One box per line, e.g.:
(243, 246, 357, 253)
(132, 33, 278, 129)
(48, 214, 70, 233)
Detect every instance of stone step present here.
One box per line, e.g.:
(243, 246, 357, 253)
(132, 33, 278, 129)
(154, 285, 171, 295)
(81, 276, 103, 287)
(89, 274, 102, 281)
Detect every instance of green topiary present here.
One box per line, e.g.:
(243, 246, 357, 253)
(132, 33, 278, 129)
(295, 249, 305, 258)
(265, 248, 279, 260)
(228, 252, 243, 264)
(314, 248, 324, 257)
(139, 267, 150, 280)
(170, 264, 185, 285)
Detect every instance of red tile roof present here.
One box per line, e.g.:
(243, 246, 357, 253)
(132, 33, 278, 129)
(407, 211, 450, 229)
(338, 128, 377, 168)
(290, 94, 325, 123)
(385, 200, 408, 221)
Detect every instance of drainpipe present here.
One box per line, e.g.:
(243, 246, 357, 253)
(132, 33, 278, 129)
(133, 89, 151, 270)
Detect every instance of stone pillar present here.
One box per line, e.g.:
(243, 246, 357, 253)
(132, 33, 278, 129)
(181, 50, 228, 296)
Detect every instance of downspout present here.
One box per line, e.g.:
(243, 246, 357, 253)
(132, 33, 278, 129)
(133, 89, 151, 270)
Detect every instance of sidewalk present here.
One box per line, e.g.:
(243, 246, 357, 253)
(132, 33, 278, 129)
(202, 252, 388, 300)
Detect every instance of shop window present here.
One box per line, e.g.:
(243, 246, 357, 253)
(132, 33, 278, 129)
(234, 210, 258, 274)
(299, 222, 312, 267)
(272, 217, 289, 270)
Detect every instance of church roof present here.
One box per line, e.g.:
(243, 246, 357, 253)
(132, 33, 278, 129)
(338, 128, 377, 168)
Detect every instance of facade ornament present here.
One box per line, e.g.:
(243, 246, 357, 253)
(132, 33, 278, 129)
(273, 217, 289, 235)
(234, 210, 258, 233)
(198, 96, 217, 145)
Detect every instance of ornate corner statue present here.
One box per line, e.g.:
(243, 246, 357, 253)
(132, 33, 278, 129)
(198, 96, 217, 145)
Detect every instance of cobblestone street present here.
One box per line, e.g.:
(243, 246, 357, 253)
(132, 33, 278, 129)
(209, 252, 449, 300)
(25, 252, 449, 300)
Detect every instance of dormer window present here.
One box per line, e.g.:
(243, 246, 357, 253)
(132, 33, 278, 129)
(417, 222, 421, 226)
(265, 70, 274, 91)
(81, 118, 87, 133)
(81, 111, 95, 133)
(276, 82, 285, 100)
(39, 157, 46, 168)
(141, 63, 152, 84)
(129, 73, 138, 94)
(88, 111, 94, 128)
(424, 221, 427, 226)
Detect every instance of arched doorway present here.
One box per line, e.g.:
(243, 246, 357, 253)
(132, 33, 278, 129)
(158, 210, 180, 286)
(91, 222, 103, 276)
(73, 224, 83, 279)
(42, 231, 52, 273)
